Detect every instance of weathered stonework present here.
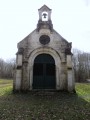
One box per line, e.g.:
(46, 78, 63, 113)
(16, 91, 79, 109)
(14, 5, 75, 92)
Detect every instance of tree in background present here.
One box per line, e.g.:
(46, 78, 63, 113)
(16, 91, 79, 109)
(0, 49, 90, 82)
(73, 49, 90, 82)
(0, 58, 15, 79)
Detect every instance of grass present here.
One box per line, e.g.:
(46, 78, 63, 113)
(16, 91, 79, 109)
(76, 83, 90, 102)
(0, 79, 13, 96)
(0, 79, 90, 120)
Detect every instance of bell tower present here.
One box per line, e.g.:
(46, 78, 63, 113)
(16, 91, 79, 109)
(37, 5, 53, 31)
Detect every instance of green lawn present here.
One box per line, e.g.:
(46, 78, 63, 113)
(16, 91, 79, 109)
(0, 79, 13, 96)
(0, 79, 90, 120)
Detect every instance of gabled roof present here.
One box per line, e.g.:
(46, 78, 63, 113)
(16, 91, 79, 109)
(53, 29, 68, 43)
(38, 5, 51, 11)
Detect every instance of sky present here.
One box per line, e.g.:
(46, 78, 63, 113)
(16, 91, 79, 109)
(0, 0, 90, 60)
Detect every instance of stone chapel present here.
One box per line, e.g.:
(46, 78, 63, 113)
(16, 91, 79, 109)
(13, 5, 75, 92)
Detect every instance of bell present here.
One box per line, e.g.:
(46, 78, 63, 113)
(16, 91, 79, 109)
(43, 13, 47, 18)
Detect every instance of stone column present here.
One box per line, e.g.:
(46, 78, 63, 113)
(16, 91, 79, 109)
(65, 42, 75, 92)
(66, 55, 74, 92)
(48, 11, 51, 20)
(14, 48, 23, 91)
(39, 11, 42, 20)
(22, 61, 29, 91)
(56, 66, 60, 90)
(15, 69, 22, 90)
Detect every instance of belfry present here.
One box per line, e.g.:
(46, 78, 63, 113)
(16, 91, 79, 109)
(14, 5, 75, 92)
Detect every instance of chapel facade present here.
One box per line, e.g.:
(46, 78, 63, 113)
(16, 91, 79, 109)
(13, 5, 75, 92)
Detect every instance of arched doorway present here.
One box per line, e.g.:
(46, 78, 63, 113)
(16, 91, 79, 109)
(33, 54, 56, 89)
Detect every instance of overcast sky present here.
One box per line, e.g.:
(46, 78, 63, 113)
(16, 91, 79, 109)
(0, 0, 90, 60)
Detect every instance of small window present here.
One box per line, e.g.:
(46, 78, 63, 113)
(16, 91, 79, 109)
(39, 35, 50, 45)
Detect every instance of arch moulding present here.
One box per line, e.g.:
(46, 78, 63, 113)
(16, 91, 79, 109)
(28, 47, 62, 90)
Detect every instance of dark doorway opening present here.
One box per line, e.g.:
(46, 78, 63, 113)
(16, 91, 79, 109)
(33, 54, 56, 89)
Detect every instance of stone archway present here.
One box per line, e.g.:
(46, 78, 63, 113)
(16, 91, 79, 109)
(33, 54, 56, 89)
(28, 47, 61, 90)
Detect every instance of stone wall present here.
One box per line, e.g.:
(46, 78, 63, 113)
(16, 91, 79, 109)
(14, 27, 75, 92)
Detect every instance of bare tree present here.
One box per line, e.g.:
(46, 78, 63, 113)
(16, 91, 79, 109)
(73, 49, 90, 82)
(0, 58, 15, 79)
